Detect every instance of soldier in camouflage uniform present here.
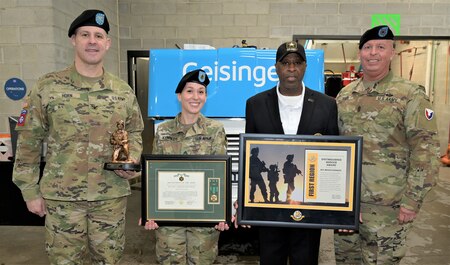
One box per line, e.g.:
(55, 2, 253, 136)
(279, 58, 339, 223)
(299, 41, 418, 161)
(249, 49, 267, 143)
(334, 25, 440, 265)
(12, 10, 144, 265)
(143, 69, 229, 265)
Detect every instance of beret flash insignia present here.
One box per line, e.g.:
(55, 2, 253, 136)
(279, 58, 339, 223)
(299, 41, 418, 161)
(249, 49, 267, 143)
(95, 12, 105, 26)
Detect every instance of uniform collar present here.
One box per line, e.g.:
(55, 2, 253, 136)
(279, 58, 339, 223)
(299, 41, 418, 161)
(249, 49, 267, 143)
(174, 113, 207, 136)
(355, 71, 394, 93)
(69, 64, 113, 92)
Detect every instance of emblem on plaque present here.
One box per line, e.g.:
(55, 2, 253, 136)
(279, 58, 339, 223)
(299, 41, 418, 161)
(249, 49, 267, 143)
(290, 210, 305, 222)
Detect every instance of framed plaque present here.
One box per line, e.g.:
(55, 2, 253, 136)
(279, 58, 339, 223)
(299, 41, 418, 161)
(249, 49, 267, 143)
(141, 154, 231, 226)
(237, 133, 362, 230)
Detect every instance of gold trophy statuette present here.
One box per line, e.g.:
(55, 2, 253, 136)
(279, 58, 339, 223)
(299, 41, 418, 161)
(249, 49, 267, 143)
(104, 120, 141, 171)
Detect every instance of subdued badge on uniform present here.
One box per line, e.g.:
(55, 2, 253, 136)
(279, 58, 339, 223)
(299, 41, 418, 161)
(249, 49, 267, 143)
(425, 108, 434, 120)
(161, 135, 174, 140)
(195, 136, 212, 141)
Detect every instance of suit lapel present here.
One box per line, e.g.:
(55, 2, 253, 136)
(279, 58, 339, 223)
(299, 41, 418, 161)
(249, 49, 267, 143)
(265, 87, 284, 134)
(297, 87, 314, 134)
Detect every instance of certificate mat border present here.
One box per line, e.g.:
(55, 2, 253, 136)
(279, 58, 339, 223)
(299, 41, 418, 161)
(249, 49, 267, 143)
(237, 133, 362, 230)
(141, 154, 231, 226)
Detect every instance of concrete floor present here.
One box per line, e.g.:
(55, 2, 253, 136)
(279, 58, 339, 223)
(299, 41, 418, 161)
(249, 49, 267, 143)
(1, 167, 449, 265)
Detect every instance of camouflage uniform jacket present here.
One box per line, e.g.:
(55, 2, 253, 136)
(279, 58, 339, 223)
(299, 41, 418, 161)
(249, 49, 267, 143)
(13, 65, 144, 202)
(336, 71, 440, 212)
(152, 113, 226, 156)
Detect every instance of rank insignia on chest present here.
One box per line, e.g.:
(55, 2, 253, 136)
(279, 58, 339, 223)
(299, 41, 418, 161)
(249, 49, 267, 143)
(425, 108, 434, 120)
(161, 135, 174, 140)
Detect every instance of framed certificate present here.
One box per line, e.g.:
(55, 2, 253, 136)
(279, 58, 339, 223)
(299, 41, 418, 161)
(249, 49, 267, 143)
(237, 133, 362, 230)
(141, 154, 231, 226)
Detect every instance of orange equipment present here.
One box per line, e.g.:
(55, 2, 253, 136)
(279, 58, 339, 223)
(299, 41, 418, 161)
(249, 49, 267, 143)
(442, 123, 450, 166)
(441, 144, 450, 166)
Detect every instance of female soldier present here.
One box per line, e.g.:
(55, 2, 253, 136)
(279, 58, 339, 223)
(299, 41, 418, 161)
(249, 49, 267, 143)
(143, 69, 229, 264)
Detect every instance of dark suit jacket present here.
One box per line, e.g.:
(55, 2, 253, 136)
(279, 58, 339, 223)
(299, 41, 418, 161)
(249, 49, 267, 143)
(246, 86, 338, 135)
(245, 85, 339, 265)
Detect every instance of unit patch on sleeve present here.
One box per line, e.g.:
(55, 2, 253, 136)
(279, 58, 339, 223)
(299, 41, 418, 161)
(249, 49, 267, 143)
(425, 108, 434, 121)
(17, 109, 28, 126)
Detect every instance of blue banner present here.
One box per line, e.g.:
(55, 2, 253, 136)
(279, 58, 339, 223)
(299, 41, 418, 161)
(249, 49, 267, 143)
(148, 48, 324, 118)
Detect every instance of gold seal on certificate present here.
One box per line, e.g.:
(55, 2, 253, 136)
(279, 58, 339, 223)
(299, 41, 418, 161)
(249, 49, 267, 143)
(104, 120, 141, 171)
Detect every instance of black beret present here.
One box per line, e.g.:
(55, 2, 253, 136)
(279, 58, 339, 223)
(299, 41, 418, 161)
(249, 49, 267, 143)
(68, 9, 110, 37)
(276, 41, 306, 63)
(175, 69, 210, 94)
(359, 25, 394, 49)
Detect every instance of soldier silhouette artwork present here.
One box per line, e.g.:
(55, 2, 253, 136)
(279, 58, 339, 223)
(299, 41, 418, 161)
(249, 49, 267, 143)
(110, 120, 130, 162)
(267, 164, 280, 203)
(283, 154, 302, 202)
(249, 147, 269, 203)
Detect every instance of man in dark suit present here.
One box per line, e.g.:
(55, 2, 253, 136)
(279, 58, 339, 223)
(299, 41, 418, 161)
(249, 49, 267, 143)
(245, 41, 339, 265)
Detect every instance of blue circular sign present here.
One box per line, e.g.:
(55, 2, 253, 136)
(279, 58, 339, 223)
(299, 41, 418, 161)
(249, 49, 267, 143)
(4, 78, 27, 100)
